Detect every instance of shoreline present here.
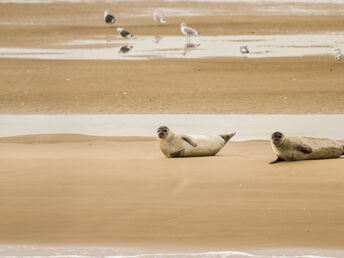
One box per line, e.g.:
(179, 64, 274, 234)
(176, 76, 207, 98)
(0, 114, 343, 140)
(1, 245, 344, 258)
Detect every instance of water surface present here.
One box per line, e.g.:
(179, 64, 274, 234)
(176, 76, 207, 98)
(0, 245, 343, 257)
(0, 114, 343, 141)
(1, 33, 343, 60)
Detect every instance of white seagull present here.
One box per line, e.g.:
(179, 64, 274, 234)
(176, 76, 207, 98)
(104, 10, 115, 25)
(181, 23, 200, 43)
(117, 27, 133, 39)
(240, 45, 249, 54)
(335, 48, 343, 61)
(153, 11, 166, 25)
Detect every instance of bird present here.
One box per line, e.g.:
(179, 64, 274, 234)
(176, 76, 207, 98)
(180, 23, 200, 43)
(335, 48, 343, 61)
(104, 10, 115, 25)
(117, 27, 133, 39)
(240, 45, 249, 54)
(153, 11, 166, 25)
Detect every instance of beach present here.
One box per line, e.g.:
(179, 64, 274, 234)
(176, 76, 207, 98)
(0, 134, 344, 251)
(1, 57, 344, 114)
(1, 0, 344, 256)
(0, 2, 344, 114)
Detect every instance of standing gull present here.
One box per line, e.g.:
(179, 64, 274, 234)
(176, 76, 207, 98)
(335, 48, 343, 61)
(153, 11, 166, 25)
(117, 27, 133, 39)
(240, 45, 249, 54)
(180, 23, 200, 43)
(104, 10, 116, 25)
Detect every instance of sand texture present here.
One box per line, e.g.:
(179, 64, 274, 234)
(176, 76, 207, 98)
(0, 2, 344, 114)
(1, 57, 344, 114)
(0, 135, 343, 250)
(1, 1, 344, 252)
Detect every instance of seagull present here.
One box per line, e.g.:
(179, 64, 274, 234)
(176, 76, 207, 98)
(117, 27, 133, 39)
(335, 48, 343, 61)
(104, 10, 115, 25)
(180, 23, 200, 43)
(240, 45, 249, 54)
(153, 11, 166, 25)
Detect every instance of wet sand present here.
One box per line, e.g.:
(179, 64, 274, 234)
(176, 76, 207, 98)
(1, 57, 344, 114)
(0, 134, 344, 250)
(0, 2, 344, 114)
(1, 3, 344, 49)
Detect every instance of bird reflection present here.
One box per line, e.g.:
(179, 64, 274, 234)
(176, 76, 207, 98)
(118, 45, 133, 54)
(182, 43, 200, 56)
(153, 36, 163, 44)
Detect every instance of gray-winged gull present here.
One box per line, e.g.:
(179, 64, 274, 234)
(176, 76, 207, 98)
(240, 45, 249, 54)
(181, 23, 200, 43)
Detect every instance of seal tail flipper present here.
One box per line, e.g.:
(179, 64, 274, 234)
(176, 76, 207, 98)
(220, 132, 236, 143)
(270, 157, 284, 164)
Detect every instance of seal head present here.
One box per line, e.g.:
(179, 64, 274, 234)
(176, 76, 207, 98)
(271, 131, 284, 146)
(157, 126, 170, 139)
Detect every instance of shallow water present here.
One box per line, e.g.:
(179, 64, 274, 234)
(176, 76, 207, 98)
(1, 33, 343, 60)
(0, 114, 343, 141)
(0, 245, 343, 257)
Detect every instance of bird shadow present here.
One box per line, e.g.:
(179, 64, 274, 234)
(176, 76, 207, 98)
(182, 43, 200, 56)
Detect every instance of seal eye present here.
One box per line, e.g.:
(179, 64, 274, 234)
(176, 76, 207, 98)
(163, 129, 167, 133)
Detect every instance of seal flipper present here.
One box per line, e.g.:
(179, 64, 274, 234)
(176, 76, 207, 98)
(169, 149, 185, 158)
(295, 144, 312, 154)
(182, 136, 197, 147)
(220, 132, 236, 143)
(270, 157, 284, 164)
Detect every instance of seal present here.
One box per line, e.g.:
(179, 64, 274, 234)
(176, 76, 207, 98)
(270, 131, 344, 164)
(157, 126, 236, 158)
